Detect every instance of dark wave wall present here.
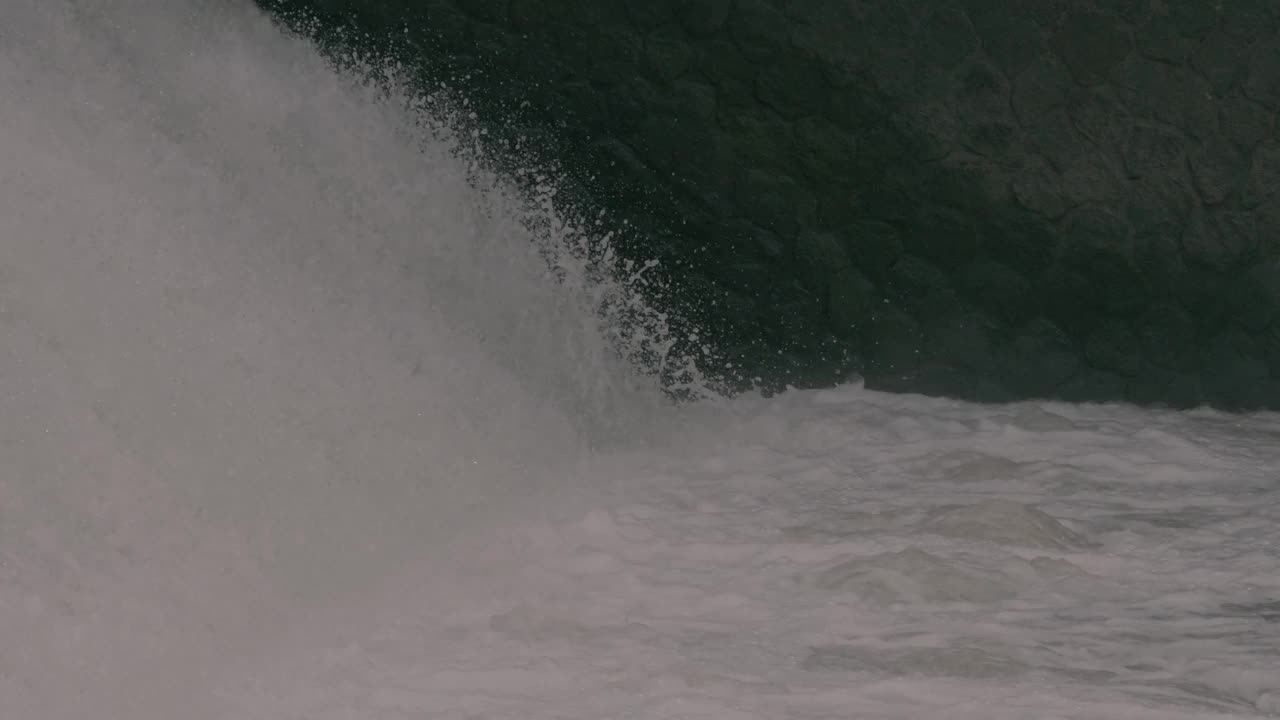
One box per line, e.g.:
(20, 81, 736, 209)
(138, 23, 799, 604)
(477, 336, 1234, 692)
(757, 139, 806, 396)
(257, 0, 1280, 410)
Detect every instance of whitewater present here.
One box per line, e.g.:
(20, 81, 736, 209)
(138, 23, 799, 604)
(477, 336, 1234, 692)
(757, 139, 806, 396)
(1, 2, 1277, 718)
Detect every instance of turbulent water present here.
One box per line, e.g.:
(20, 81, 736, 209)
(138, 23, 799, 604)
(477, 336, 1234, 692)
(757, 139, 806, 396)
(1, 2, 1278, 719)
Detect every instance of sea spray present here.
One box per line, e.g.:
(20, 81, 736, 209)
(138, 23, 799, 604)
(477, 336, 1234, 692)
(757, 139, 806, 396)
(257, 4, 731, 419)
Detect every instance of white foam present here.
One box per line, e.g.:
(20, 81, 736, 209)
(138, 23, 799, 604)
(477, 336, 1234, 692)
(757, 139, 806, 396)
(211, 389, 1280, 720)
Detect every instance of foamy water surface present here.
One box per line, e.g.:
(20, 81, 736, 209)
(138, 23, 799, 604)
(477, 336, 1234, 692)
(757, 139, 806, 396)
(216, 389, 1280, 720)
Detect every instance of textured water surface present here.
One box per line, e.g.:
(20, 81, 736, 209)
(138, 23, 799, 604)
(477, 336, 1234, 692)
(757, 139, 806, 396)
(216, 389, 1280, 719)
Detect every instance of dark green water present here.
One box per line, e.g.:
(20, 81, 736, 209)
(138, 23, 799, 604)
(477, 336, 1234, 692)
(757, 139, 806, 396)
(254, 0, 1280, 410)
